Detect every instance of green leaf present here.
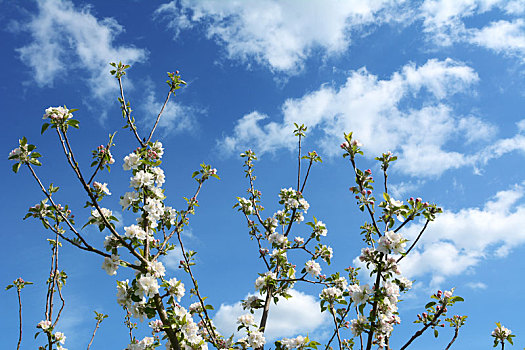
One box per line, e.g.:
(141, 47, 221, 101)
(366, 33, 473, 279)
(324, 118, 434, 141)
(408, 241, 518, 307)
(12, 162, 21, 173)
(5, 285, 13, 290)
(425, 301, 436, 309)
(434, 329, 439, 338)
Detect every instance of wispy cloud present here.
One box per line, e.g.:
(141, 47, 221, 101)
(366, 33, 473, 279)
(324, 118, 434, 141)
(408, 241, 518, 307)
(15, 0, 147, 98)
(220, 58, 490, 177)
(155, 0, 410, 74)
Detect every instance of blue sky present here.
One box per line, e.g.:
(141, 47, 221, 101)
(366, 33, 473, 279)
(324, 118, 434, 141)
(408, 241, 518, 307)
(2, 0, 525, 349)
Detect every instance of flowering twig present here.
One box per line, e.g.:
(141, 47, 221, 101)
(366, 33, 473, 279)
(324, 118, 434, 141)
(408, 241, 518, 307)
(5, 278, 33, 350)
(87, 311, 108, 350)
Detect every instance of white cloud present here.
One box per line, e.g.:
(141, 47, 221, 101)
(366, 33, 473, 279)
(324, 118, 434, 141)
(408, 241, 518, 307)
(16, 0, 147, 98)
(399, 183, 525, 286)
(469, 19, 525, 60)
(220, 58, 490, 177)
(213, 289, 329, 342)
(420, 0, 525, 61)
(156, 0, 409, 73)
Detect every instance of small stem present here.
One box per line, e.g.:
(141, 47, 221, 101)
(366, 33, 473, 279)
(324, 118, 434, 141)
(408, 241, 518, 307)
(87, 319, 103, 350)
(324, 303, 352, 350)
(397, 219, 430, 263)
(399, 306, 446, 350)
(117, 76, 145, 147)
(177, 230, 219, 345)
(297, 135, 302, 191)
(147, 90, 172, 143)
(330, 305, 343, 350)
(300, 160, 313, 193)
(17, 289, 22, 350)
(349, 158, 382, 237)
(444, 325, 460, 350)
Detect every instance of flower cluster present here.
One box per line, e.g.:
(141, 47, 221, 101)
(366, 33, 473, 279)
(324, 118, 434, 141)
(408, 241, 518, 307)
(43, 106, 72, 122)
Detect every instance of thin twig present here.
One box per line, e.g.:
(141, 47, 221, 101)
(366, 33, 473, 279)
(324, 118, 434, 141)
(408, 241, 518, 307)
(297, 134, 302, 191)
(176, 230, 219, 346)
(147, 90, 172, 143)
(26, 164, 140, 270)
(117, 76, 145, 147)
(445, 325, 460, 350)
(324, 303, 352, 350)
(87, 318, 103, 350)
(399, 307, 446, 350)
(397, 219, 430, 263)
(56, 130, 148, 266)
(300, 160, 313, 193)
(153, 181, 204, 261)
(87, 136, 114, 185)
(16, 288, 22, 350)
(330, 305, 343, 350)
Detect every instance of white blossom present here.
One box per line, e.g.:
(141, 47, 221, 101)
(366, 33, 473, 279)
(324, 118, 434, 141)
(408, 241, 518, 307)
(89, 207, 112, 225)
(102, 254, 120, 276)
(255, 272, 276, 292)
(123, 152, 141, 171)
(305, 260, 321, 277)
(166, 278, 185, 301)
(124, 224, 147, 240)
(54, 332, 66, 344)
(130, 170, 154, 188)
(43, 106, 71, 121)
(120, 191, 140, 209)
(151, 167, 165, 186)
(268, 232, 287, 246)
(313, 221, 327, 236)
(93, 181, 111, 195)
(37, 320, 52, 331)
(237, 313, 255, 327)
(152, 141, 164, 158)
(248, 330, 266, 348)
(136, 274, 159, 298)
(350, 315, 368, 337)
(148, 260, 166, 278)
(349, 284, 371, 305)
(281, 336, 307, 349)
(320, 287, 343, 301)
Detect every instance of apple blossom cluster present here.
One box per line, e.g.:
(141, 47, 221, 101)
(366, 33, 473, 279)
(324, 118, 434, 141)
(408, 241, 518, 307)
(92, 144, 116, 167)
(163, 303, 209, 350)
(492, 325, 512, 339)
(238, 330, 266, 349)
(8, 137, 42, 173)
(492, 323, 514, 347)
(36, 320, 68, 350)
(280, 335, 307, 349)
(43, 106, 73, 122)
(126, 335, 161, 350)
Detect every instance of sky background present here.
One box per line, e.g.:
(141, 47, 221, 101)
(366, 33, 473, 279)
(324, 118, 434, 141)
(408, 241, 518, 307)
(2, 0, 525, 349)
